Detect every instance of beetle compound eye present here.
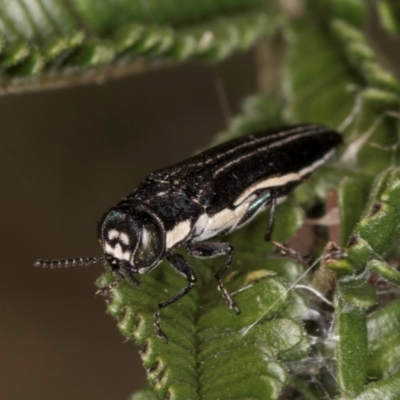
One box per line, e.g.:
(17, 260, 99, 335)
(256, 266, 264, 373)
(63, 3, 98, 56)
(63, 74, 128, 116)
(134, 221, 163, 268)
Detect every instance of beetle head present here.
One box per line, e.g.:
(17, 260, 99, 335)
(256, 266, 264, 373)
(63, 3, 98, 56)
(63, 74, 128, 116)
(98, 206, 165, 273)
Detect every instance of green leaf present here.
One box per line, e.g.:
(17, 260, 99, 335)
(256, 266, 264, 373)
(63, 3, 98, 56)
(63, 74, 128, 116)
(327, 167, 400, 277)
(338, 177, 366, 246)
(338, 278, 377, 309)
(377, 0, 400, 35)
(335, 295, 368, 397)
(341, 371, 400, 400)
(0, 1, 272, 92)
(97, 204, 313, 399)
(129, 387, 160, 400)
(332, 0, 368, 28)
(97, 267, 310, 399)
(286, 20, 355, 127)
(354, 169, 400, 255)
(368, 259, 400, 287)
(250, 3, 400, 397)
(331, 19, 400, 96)
(367, 299, 400, 379)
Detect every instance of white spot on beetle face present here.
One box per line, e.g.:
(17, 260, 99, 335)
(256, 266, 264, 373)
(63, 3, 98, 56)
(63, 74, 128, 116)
(104, 242, 131, 261)
(107, 229, 130, 245)
(119, 232, 130, 245)
(108, 229, 119, 240)
(104, 229, 132, 261)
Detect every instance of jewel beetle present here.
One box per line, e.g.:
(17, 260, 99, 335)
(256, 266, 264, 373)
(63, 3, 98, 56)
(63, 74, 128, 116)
(35, 124, 342, 342)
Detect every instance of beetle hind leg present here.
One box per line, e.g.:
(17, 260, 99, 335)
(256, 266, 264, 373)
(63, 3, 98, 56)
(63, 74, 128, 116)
(264, 192, 310, 263)
(272, 240, 311, 264)
(188, 242, 240, 314)
(264, 192, 277, 241)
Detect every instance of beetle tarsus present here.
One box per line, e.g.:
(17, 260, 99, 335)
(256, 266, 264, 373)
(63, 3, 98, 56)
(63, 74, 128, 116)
(95, 280, 120, 297)
(272, 241, 311, 264)
(217, 280, 240, 314)
(154, 310, 168, 343)
(188, 242, 240, 312)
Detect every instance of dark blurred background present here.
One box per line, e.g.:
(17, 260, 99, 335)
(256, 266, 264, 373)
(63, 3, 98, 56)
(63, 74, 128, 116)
(1, 51, 257, 400)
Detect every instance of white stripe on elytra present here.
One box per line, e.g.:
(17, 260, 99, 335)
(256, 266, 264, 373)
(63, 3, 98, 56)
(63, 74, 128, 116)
(298, 148, 335, 177)
(193, 200, 252, 242)
(193, 196, 288, 243)
(206, 125, 319, 166)
(233, 173, 300, 206)
(214, 130, 324, 177)
(233, 149, 336, 206)
(166, 220, 192, 249)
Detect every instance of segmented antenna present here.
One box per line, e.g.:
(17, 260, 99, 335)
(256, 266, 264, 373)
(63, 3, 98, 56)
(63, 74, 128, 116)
(34, 256, 104, 268)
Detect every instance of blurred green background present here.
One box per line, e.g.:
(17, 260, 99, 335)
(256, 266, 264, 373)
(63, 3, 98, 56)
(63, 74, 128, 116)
(0, 50, 256, 400)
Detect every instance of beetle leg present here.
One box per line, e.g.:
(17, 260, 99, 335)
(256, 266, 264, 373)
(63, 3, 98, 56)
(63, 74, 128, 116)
(95, 280, 120, 298)
(264, 191, 277, 241)
(155, 253, 197, 343)
(118, 262, 141, 287)
(187, 242, 240, 314)
(272, 241, 311, 264)
(96, 263, 140, 297)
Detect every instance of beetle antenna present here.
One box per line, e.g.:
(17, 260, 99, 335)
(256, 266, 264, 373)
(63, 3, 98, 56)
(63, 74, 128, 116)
(34, 256, 104, 269)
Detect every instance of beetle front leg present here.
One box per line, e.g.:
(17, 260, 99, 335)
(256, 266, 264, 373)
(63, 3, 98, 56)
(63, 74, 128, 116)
(187, 242, 240, 314)
(118, 261, 141, 287)
(155, 253, 197, 343)
(96, 262, 140, 297)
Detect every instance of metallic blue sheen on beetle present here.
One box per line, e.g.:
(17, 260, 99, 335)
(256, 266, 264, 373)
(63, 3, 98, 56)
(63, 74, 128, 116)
(35, 124, 342, 342)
